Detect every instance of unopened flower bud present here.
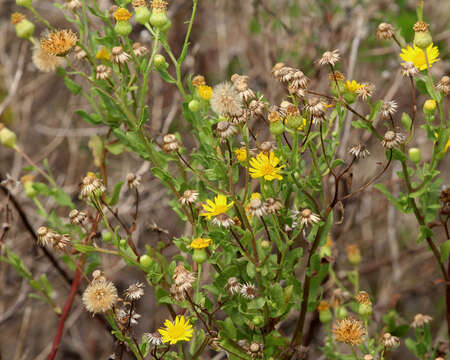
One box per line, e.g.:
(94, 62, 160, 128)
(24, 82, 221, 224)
(409, 148, 421, 163)
(413, 21, 432, 50)
(0, 125, 18, 149)
(270, 121, 284, 135)
(188, 99, 200, 112)
(16, 0, 32, 7)
(154, 54, 167, 68)
(149, 10, 168, 29)
(358, 303, 373, 319)
(115, 21, 132, 36)
(192, 248, 207, 264)
(21, 175, 36, 198)
(423, 99, 436, 115)
(139, 254, 153, 268)
(335, 306, 348, 320)
(135, 6, 151, 24)
(15, 18, 35, 39)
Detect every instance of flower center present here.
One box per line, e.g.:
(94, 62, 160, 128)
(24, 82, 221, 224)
(261, 163, 275, 175)
(168, 326, 185, 339)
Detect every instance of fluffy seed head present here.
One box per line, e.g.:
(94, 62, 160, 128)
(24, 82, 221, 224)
(82, 276, 118, 314)
(32, 45, 64, 72)
(332, 317, 366, 346)
(41, 30, 77, 56)
(179, 189, 199, 205)
(210, 82, 243, 117)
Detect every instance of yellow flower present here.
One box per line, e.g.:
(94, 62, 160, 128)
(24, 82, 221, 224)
(198, 85, 213, 100)
(249, 152, 285, 181)
(158, 315, 193, 344)
(400, 44, 440, 71)
(96, 46, 110, 61)
(235, 147, 247, 162)
(444, 138, 450, 153)
(345, 80, 362, 93)
(201, 194, 234, 219)
(190, 237, 212, 249)
(297, 117, 308, 131)
(41, 29, 77, 56)
(113, 8, 132, 21)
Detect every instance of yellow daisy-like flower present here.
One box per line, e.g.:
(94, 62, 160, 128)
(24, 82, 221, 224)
(400, 44, 440, 71)
(345, 80, 363, 93)
(249, 152, 285, 181)
(113, 8, 132, 22)
(198, 85, 213, 100)
(96, 46, 110, 61)
(158, 315, 193, 345)
(297, 117, 308, 131)
(41, 29, 78, 57)
(235, 147, 247, 162)
(201, 194, 234, 219)
(190, 237, 212, 249)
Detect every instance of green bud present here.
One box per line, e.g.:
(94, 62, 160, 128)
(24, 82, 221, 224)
(335, 306, 348, 320)
(270, 121, 284, 136)
(154, 54, 166, 68)
(102, 231, 113, 243)
(119, 238, 127, 247)
(358, 303, 373, 319)
(414, 31, 432, 50)
(319, 308, 332, 324)
(408, 147, 421, 163)
(160, 18, 172, 33)
(135, 6, 151, 25)
(188, 99, 200, 112)
(149, 10, 168, 29)
(15, 19, 35, 39)
(16, 0, 32, 7)
(286, 114, 302, 130)
(252, 315, 264, 327)
(115, 21, 132, 36)
(24, 181, 36, 198)
(193, 248, 207, 264)
(0, 125, 18, 149)
(401, 113, 412, 131)
(139, 254, 153, 268)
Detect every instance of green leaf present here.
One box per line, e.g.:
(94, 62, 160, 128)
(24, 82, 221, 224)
(64, 77, 82, 95)
(152, 167, 180, 191)
(75, 110, 103, 125)
(417, 225, 433, 244)
(374, 183, 405, 212)
(72, 244, 97, 253)
(107, 181, 124, 206)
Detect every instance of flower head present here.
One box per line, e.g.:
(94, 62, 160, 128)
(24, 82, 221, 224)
(41, 30, 77, 56)
(381, 333, 400, 348)
(190, 237, 212, 249)
(192, 75, 206, 87)
(247, 197, 267, 217)
(144, 332, 164, 345)
(211, 213, 235, 228)
(349, 144, 370, 159)
(64, 0, 82, 11)
(400, 44, 440, 71)
(294, 208, 321, 227)
(345, 80, 363, 93)
(69, 209, 87, 225)
(376, 23, 395, 40)
(132, 42, 147, 57)
(241, 282, 257, 299)
(32, 45, 64, 72)
(382, 131, 404, 149)
(126, 173, 142, 189)
(173, 264, 195, 294)
(318, 49, 340, 66)
(355, 291, 371, 305)
(37, 226, 58, 246)
(82, 275, 118, 314)
(216, 121, 237, 140)
(96, 65, 112, 80)
(264, 198, 283, 213)
(80, 172, 105, 199)
(113, 8, 132, 22)
(411, 313, 432, 328)
(381, 100, 398, 118)
(198, 85, 212, 100)
(179, 189, 199, 205)
(124, 282, 145, 301)
(226, 277, 242, 294)
(210, 82, 243, 116)
(249, 152, 284, 181)
(111, 46, 131, 64)
(235, 147, 247, 162)
(437, 75, 450, 95)
(96, 46, 110, 61)
(158, 315, 193, 344)
(332, 317, 366, 346)
(356, 83, 375, 101)
(400, 61, 419, 77)
(201, 194, 234, 219)
(162, 134, 181, 152)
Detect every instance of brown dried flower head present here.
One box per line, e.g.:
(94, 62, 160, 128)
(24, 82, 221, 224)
(382, 333, 400, 348)
(241, 282, 257, 299)
(112, 46, 131, 64)
(179, 189, 199, 205)
(349, 144, 370, 159)
(162, 134, 181, 152)
(376, 23, 394, 40)
(355, 291, 371, 305)
(82, 275, 118, 314)
(11, 12, 26, 25)
(192, 75, 206, 87)
(401, 62, 420, 77)
(124, 282, 145, 301)
(80, 172, 106, 199)
(132, 0, 147, 8)
(69, 209, 87, 225)
(173, 264, 196, 294)
(248, 198, 267, 217)
(382, 131, 404, 149)
(437, 75, 450, 95)
(264, 198, 282, 214)
(74, 45, 87, 60)
(318, 49, 340, 66)
(211, 213, 235, 228)
(132, 42, 147, 57)
(332, 317, 366, 346)
(96, 65, 112, 80)
(126, 173, 142, 189)
(37, 226, 58, 246)
(413, 21, 429, 32)
(216, 121, 237, 140)
(411, 313, 433, 328)
(226, 277, 242, 295)
(329, 70, 345, 82)
(144, 331, 163, 345)
(356, 82, 375, 100)
(65, 0, 82, 11)
(41, 30, 77, 56)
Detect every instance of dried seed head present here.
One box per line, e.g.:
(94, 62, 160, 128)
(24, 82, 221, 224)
(364, 355, 374, 360)
(329, 70, 345, 82)
(74, 45, 87, 60)
(401, 62, 420, 77)
(11, 12, 26, 25)
(381, 100, 398, 118)
(413, 21, 429, 32)
(80, 172, 106, 199)
(305, 97, 325, 122)
(132, 42, 147, 57)
(124, 282, 145, 301)
(82, 276, 118, 314)
(192, 75, 206, 87)
(126, 173, 142, 189)
(298, 208, 321, 227)
(216, 121, 237, 140)
(41, 30, 77, 56)
(64, 0, 82, 9)
(349, 144, 370, 159)
(356, 83, 375, 101)
(382, 333, 400, 348)
(411, 313, 433, 328)
(211, 213, 235, 228)
(116, 307, 141, 326)
(92, 270, 103, 279)
(96, 65, 112, 80)
(32, 45, 65, 72)
(264, 198, 283, 213)
(210, 82, 243, 117)
(272, 63, 297, 83)
(229, 108, 249, 125)
(268, 111, 281, 123)
(69, 209, 87, 225)
(132, 0, 147, 8)
(259, 141, 275, 154)
(179, 189, 199, 205)
(226, 277, 241, 294)
(249, 99, 265, 117)
(249, 342, 262, 353)
(382, 131, 404, 149)
(37, 226, 58, 246)
(437, 75, 450, 95)
(248, 198, 267, 217)
(144, 331, 164, 345)
(376, 23, 395, 40)
(173, 264, 196, 294)
(355, 291, 371, 305)
(162, 134, 181, 152)
(241, 282, 257, 299)
(111, 46, 131, 64)
(318, 49, 340, 66)
(332, 317, 366, 346)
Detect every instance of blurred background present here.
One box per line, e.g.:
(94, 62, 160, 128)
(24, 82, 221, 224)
(0, 0, 449, 358)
